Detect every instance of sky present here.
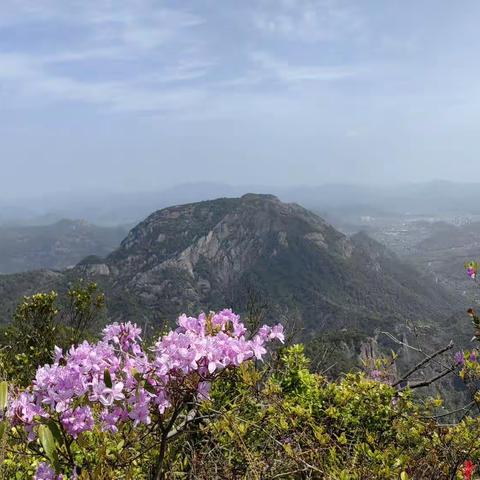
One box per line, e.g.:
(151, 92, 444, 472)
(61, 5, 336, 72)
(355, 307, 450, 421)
(1, 0, 480, 198)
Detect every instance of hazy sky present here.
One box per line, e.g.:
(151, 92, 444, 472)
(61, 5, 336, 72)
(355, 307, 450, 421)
(1, 1, 480, 197)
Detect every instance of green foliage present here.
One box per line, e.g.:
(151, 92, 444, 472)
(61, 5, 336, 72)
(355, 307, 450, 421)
(63, 281, 105, 345)
(2, 341, 480, 479)
(1, 291, 59, 385)
(0, 282, 104, 386)
(2, 422, 156, 479)
(168, 345, 480, 479)
(0, 381, 8, 411)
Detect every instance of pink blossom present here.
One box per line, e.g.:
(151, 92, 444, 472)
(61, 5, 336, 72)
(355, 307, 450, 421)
(61, 406, 94, 438)
(34, 463, 63, 480)
(7, 310, 283, 477)
(99, 382, 125, 407)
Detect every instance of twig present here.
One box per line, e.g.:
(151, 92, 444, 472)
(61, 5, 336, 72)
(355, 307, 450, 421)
(319, 362, 337, 376)
(421, 401, 475, 419)
(381, 331, 454, 372)
(392, 341, 454, 387)
(399, 367, 455, 391)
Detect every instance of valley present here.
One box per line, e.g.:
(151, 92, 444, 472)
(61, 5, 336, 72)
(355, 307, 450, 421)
(0, 219, 127, 274)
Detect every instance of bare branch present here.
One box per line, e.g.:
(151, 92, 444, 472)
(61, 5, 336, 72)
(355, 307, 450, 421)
(399, 367, 455, 391)
(392, 341, 454, 387)
(421, 401, 475, 420)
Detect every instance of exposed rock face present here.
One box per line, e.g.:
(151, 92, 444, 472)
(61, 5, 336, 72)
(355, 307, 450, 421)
(78, 263, 110, 276)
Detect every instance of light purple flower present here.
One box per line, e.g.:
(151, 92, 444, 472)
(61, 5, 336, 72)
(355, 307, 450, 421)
(99, 382, 125, 407)
(100, 406, 127, 433)
(251, 336, 267, 360)
(269, 324, 285, 343)
(454, 351, 465, 366)
(8, 391, 47, 425)
(8, 310, 283, 475)
(61, 406, 94, 439)
(128, 389, 151, 426)
(103, 322, 141, 351)
(34, 462, 63, 480)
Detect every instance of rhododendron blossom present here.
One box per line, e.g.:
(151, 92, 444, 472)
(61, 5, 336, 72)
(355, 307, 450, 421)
(34, 462, 63, 480)
(465, 261, 478, 280)
(7, 309, 283, 478)
(454, 351, 466, 366)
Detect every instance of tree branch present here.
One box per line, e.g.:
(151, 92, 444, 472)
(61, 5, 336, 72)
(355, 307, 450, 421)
(392, 341, 454, 387)
(399, 367, 455, 391)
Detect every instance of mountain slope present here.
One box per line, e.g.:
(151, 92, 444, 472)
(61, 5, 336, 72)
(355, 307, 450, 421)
(0, 220, 127, 274)
(0, 195, 463, 344)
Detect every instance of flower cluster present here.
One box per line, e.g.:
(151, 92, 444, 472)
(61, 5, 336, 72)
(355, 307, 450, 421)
(34, 463, 63, 480)
(7, 310, 283, 479)
(455, 349, 480, 367)
(454, 351, 466, 366)
(465, 261, 478, 280)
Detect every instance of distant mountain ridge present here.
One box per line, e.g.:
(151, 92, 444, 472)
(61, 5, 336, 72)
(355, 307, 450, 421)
(0, 195, 463, 348)
(5, 181, 480, 227)
(0, 219, 127, 274)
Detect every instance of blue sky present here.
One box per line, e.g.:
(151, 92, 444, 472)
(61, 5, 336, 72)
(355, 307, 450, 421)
(1, 1, 480, 197)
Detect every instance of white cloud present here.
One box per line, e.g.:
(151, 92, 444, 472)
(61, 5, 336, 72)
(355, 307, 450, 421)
(252, 0, 365, 43)
(0, 1, 212, 112)
(250, 51, 359, 83)
(0, 0, 363, 114)
(0, 50, 214, 114)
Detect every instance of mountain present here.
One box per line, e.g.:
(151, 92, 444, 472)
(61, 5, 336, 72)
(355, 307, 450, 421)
(404, 221, 480, 303)
(0, 195, 463, 349)
(363, 217, 480, 305)
(0, 183, 247, 226)
(0, 219, 127, 274)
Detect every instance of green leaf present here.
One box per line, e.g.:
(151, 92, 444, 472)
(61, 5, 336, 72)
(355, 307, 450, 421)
(132, 369, 143, 383)
(0, 381, 8, 411)
(46, 420, 64, 447)
(38, 424, 57, 463)
(77, 433, 90, 448)
(144, 382, 156, 395)
(400, 472, 409, 480)
(104, 369, 112, 389)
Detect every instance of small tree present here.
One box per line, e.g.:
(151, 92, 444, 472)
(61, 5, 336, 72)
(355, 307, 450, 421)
(62, 281, 105, 345)
(2, 292, 58, 386)
(1, 283, 105, 387)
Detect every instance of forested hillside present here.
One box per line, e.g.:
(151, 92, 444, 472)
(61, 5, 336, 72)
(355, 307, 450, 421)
(0, 220, 127, 274)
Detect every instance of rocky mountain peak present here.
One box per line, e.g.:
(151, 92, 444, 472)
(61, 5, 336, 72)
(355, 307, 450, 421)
(0, 195, 460, 342)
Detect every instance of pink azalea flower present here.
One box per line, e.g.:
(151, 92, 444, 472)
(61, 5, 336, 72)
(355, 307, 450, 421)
(99, 382, 125, 406)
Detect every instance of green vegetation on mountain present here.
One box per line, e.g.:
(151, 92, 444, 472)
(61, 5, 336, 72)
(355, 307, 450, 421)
(0, 219, 127, 274)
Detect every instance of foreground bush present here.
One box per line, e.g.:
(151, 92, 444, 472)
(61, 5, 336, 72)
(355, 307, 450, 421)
(169, 344, 480, 479)
(1, 294, 480, 478)
(1, 310, 283, 479)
